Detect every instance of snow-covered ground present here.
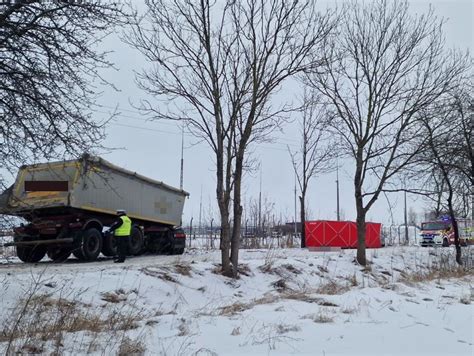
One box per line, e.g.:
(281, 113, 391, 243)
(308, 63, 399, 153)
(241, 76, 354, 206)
(0, 246, 472, 355)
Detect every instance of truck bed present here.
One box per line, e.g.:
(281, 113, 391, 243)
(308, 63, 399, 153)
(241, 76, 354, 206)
(0, 155, 189, 227)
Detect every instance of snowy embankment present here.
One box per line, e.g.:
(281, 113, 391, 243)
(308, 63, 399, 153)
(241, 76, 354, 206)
(0, 246, 472, 355)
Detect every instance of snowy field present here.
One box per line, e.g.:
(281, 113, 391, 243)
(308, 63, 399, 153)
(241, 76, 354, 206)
(0, 246, 472, 355)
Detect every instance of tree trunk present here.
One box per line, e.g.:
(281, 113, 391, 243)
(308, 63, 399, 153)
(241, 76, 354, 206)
(230, 204, 242, 277)
(299, 195, 306, 248)
(355, 202, 367, 266)
(230, 151, 245, 278)
(354, 151, 366, 265)
(216, 139, 232, 276)
(220, 213, 232, 276)
(447, 191, 462, 265)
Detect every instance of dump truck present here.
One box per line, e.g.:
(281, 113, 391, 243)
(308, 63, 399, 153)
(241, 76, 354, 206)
(0, 154, 189, 263)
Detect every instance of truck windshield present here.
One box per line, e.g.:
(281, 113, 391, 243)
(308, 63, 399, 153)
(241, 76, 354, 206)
(421, 222, 450, 231)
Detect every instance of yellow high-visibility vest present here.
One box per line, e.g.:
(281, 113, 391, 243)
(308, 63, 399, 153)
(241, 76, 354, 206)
(115, 216, 132, 237)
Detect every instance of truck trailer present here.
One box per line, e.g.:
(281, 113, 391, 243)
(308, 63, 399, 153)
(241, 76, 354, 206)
(0, 155, 189, 263)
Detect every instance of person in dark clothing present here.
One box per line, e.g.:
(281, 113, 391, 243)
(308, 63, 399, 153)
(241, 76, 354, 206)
(107, 209, 132, 263)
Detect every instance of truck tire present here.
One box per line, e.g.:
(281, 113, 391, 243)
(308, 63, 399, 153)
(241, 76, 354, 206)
(47, 247, 72, 262)
(442, 238, 449, 247)
(128, 226, 144, 255)
(16, 245, 47, 263)
(101, 233, 117, 257)
(80, 228, 102, 261)
(72, 248, 85, 260)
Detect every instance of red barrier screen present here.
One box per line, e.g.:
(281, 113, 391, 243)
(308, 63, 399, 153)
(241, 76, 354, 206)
(305, 220, 381, 248)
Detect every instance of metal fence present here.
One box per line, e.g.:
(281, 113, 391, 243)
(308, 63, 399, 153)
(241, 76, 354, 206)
(382, 225, 420, 246)
(182, 225, 302, 250)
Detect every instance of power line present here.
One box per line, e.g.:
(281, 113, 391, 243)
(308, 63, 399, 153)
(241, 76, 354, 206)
(94, 106, 302, 146)
(114, 122, 299, 153)
(111, 122, 183, 136)
(108, 121, 297, 152)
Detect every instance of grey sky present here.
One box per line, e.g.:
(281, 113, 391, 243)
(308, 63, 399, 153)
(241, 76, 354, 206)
(16, 0, 469, 227)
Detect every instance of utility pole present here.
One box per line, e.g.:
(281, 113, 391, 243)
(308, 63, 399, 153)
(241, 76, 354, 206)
(336, 157, 340, 221)
(210, 218, 214, 249)
(198, 186, 202, 238)
(180, 123, 184, 190)
(404, 186, 409, 245)
(258, 165, 262, 237)
(294, 174, 297, 239)
(189, 217, 193, 247)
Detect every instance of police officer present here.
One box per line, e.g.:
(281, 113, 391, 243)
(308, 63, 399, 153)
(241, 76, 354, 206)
(108, 209, 132, 263)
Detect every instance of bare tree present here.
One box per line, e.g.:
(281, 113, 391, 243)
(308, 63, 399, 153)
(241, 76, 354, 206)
(451, 88, 474, 216)
(0, 1, 126, 229)
(126, 0, 336, 276)
(0, 1, 126, 172)
(417, 87, 473, 264)
(288, 93, 335, 248)
(305, 0, 469, 265)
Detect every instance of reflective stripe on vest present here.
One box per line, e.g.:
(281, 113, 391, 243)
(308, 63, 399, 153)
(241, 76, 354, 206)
(115, 216, 132, 236)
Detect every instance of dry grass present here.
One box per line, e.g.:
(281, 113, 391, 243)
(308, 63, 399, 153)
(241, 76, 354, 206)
(118, 336, 145, 356)
(219, 302, 250, 316)
(219, 294, 278, 316)
(141, 267, 179, 283)
(211, 263, 253, 278)
(174, 263, 192, 276)
(231, 327, 241, 336)
(281, 264, 302, 275)
(276, 324, 301, 334)
(302, 312, 334, 323)
(282, 291, 338, 306)
(259, 262, 275, 274)
(399, 266, 473, 285)
(101, 289, 129, 304)
(238, 264, 253, 277)
(0, 291, 146, 354)
(271, 278, 290, 292)
(341, 306, 357, 314)
(315, 279, 350, 295)
(217, 289, 340, 317)
(177, 318, 189, 336)
(347, 273, 358, 286)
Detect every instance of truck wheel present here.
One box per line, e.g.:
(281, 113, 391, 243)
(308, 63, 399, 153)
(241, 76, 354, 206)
(80, 228, 102, 261)
(72, 248, 85, 260)
(47, 247, 71, 262)
(102, 233, 117, 257)
(128, 227, 144, 255)
(16, 245, 47, 263)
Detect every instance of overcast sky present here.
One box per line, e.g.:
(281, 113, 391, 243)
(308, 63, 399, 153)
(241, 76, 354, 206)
(85, 0, 472, 227)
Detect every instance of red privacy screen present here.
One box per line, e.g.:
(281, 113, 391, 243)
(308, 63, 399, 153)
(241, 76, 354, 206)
(305, 220, 381, 248)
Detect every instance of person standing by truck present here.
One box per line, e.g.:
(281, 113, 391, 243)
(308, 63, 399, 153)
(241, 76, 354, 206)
(108, 210, 132, 263)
